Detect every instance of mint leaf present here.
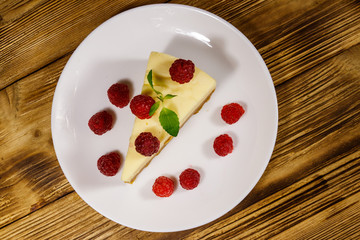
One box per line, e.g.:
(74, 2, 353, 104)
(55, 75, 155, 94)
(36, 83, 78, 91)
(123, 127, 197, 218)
(147, 70, 154, 88)
(159, 107, 179, 137)
(149, 101, 160, 116)
(163, 94, 177, 100)
(147, 70, 162, 95)
(147, 69, 179, 137)
(157, 96, 164, 102)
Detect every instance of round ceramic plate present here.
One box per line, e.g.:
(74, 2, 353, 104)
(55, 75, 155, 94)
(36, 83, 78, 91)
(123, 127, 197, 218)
(51, 4, 278, 232)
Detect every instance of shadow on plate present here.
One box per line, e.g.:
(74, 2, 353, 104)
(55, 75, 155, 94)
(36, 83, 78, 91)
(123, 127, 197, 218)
(163, 34, 238, 87)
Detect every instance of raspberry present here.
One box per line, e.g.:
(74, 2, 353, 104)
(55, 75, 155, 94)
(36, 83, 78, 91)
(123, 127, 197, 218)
(169, 59, 195, 84)
(179, 168, 200, 190)
(97, 152, 121, 176)
(135, 132, 160, 156)
(107, 83, 130, 108)
(130, 94, 155, 119)
(213, 134, 233, 157)
(88, 110, 113, 135)
(152, 176, 175, 197)
(221, 103, 245, 124)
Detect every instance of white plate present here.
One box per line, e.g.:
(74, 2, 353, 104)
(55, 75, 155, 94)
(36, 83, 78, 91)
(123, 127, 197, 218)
(51, 4, 278, 232)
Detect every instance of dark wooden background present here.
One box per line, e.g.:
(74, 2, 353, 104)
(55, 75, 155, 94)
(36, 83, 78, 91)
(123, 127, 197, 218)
(1, 0, 359, 239)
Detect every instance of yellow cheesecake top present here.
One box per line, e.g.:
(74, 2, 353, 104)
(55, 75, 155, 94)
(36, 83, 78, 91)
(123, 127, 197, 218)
(121, 51, 216, 183)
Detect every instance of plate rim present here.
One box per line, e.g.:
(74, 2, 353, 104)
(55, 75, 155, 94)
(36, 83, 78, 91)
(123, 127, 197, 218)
(51, 3, 278, 232)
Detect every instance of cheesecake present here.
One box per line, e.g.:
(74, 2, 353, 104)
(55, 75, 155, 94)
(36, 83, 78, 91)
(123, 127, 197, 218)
(121, 52, 216, 183)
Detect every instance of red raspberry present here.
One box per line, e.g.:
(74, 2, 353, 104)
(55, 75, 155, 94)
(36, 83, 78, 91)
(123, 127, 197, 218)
(130, 94, 155, 119)
(88, 110, 113, 135)
(97, 152, 121, 176)
(213, 134, 233, 157)
(221, 103, 245, 124)
(169, 59, 195, 84)
(107, 83, 130, 108)
(135, 132, 160, 156)
(179, 168, 200, 190)
(152, 176, 175, 197)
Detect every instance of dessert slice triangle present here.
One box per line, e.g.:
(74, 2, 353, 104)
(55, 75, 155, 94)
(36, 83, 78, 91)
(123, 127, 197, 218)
(121, 52, 216, 183)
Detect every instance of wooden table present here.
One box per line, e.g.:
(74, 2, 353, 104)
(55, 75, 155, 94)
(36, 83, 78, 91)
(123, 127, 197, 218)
(1, 0, 359, 239)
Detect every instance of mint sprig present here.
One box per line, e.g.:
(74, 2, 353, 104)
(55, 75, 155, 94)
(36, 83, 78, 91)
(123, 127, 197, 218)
(159, 107, 179, 137)
(147, 70, 179, 137)
(149, 101, 160, 116)
(147, 70, 162, 96)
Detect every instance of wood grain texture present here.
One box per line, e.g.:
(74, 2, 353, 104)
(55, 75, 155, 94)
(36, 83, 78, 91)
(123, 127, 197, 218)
(1, 0, 359, 239)
(181, 44, 360, 240)
(0, 192, 193, 240)
(2, 0, 360, 90)
(170, 0, 360, 85)
(0, 54, 73, 228)
(0, 0, 46, 25)
(0, 0, 167, 90)
(0, 38, 358, 240)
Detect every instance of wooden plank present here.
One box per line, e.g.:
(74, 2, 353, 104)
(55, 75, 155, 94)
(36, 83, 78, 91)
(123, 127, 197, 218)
(0, 54, 73, 228)
(176, 44, 360, 239)
(169, 0, 360, 85)
(273, 193, 360, 239)
(1, 150, 358, 239)
(0, 38, 358, 240)
(1, 0, 359, 237)
(0, 193, 116, 240)
(0, 0, 47, 25)
(2, 0, 359, 90)
(229, 44, 360, 211)
(182, 152, 360, 239)
(0, 191, 192, 240)
(0, 0, 167, 90)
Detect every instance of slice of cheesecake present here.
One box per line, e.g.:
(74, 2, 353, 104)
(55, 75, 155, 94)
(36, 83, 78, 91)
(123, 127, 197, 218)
(121, 51, 216, 183)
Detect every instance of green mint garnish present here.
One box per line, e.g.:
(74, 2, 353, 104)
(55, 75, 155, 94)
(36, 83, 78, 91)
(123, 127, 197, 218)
(147, 70, 179, 137)
(147, 70, 162, 96)
(149, 101, 160, 116)
(163, 94, 177, 100)
(159, 107, 180, 137)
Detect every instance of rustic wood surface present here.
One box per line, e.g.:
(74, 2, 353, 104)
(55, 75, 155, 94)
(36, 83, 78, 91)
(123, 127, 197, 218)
(1, 0, 359, 239)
